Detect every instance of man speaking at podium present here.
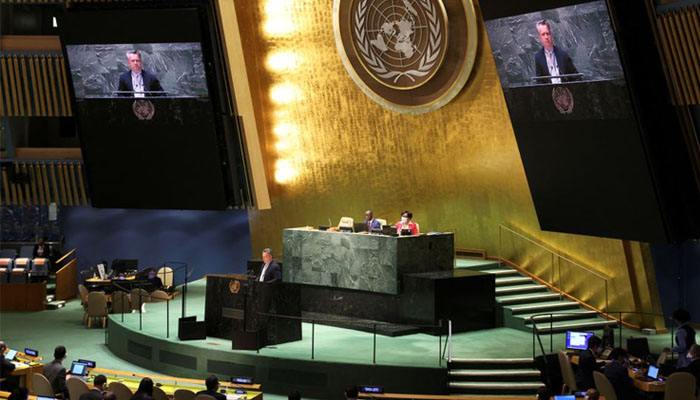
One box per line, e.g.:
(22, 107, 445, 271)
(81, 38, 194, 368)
(117, 50, 164, 97)
(257, 248, 281, 283)
(534, 20, 579, 84)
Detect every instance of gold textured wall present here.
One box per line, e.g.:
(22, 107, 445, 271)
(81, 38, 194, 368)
(228, 0, 663, 327)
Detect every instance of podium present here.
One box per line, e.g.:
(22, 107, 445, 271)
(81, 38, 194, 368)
(205, 274, 301, 349)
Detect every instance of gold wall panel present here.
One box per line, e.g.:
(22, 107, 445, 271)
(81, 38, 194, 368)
(231, 0, 662, 327)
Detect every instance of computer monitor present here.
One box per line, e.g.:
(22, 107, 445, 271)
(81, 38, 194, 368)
(626, 337, 650, 359)
(24, 348, 38, 357)
(353, 222, 368, 233)
(381, 225, 395, 236)
(111, 259, 138, 274)
(400, 228, 413, 236)
(37, 397, 55, 400)
(554, 396, 575, 400)
(69, 361, 88, 376)
(4, 349, 17, 361)
(565, 331, 594, 350)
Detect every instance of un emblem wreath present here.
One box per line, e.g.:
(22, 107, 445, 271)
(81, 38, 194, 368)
(334, 0, 478, 114)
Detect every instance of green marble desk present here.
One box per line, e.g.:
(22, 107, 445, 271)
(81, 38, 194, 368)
(282, 228, 454, 294)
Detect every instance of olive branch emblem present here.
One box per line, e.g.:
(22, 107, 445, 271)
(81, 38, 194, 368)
(353, 0, 443, 84)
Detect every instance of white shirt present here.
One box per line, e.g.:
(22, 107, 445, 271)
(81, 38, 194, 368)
(131, 71, 145, 98)
(544, 48, 561, 84)
(259, 262, 270, 282)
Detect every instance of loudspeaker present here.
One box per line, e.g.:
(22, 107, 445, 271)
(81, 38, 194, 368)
(232, 329, 266, 350)
(178, 316, 206, 340)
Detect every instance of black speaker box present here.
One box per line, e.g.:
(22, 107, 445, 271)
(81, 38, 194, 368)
(178, 316, 206, 340)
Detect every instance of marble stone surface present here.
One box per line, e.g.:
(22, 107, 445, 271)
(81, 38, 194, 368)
(66, 43, 208, 98)
(205, 275, 301, 345)
(484, 1, 624, 89)
(282, 229, 454, 294)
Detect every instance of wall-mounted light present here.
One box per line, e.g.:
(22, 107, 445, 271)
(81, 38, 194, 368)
(270, 82, 301, 104)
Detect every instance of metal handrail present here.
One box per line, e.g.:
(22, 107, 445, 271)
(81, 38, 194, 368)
(498, 224, 610, 312)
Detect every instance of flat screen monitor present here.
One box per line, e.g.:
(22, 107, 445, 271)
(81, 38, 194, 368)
(78, 359, 96, 368)
(24, 348, 38, 357)
(626, 337, 650, 359)
(112, 259, 138, 274)
(69, 361, 88, 376)
(565, 331, 593, 350)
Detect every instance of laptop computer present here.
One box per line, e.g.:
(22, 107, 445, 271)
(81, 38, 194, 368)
(381, 225, 395, 236)
(69, 361, 88, 377)
(638, 365, 660, 382)
(4, 349, 17, 361)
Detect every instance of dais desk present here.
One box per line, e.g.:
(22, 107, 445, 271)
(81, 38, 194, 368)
(282, 228, 454, 294)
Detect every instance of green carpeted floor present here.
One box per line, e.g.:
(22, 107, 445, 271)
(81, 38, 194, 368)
(0, 278, 679, 399)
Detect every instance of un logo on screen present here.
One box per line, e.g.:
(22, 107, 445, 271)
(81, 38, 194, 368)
(353, 0, 447, 89)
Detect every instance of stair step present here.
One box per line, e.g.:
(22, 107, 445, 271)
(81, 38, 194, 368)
(521, 310, 600, 324)
(448, 381, 543, 394)
(449, 358, 534, 369)
(495, 276, 533, 286)
(454, 259, 502, 271)
(482, 269, 520, 277)
(532, 318, 619, 333)
(508, 300, 581, 315)
(497, 293, 562, 305)
(495, 284, 549, 295)
(449, 369, 540, 377)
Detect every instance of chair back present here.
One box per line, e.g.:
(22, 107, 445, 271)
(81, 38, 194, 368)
(67, 377, 90, 400)
(149, 290, 169, 303)
(338, 217, 354, 230)
(111, 291, 131, 314)
(130, 288, 150, 310)
(664, 371, 696, 400)
(32, 372, 54, 397)
(376, 218, 387, 227)
(414, 222, 420, 234)
(0, 249, 17, 259)
(152, 386, 169, 400)
(19, 245, 34, 258)
(31, 258, 49, 275)
(174, 389, 196, 400)
(87, 292, 108, 317)
(157, 266, 174, 287)
(108, 381, 134, 400)
(194, 395, 216, 400)
(593, 371, 617, 400)
(78, 284, 89, 303)
(557, 350, 577, 393)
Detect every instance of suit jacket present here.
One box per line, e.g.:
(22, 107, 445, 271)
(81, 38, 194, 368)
(604, 361, 638, 400)
(258, 261, 281, 283)
(575, 349, 599, 391)
(196, 389, 226, 400)
(0, 357, 15, 378)
(43, 359, 68, 397)
(79, 389, 103, 400)
(117, 70, 164, 97)
(366, 219, 382, 231)
(534, 46, 580, 83)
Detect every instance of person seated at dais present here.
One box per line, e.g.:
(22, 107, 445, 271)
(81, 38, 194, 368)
(196, 375, 226, 400)
(603, 348, 644, 400)
(395, 210, 419, 236)
(364, 210, 381, 232)
(145, 268, 164, 292)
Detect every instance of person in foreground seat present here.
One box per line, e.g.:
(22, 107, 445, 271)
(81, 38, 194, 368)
(604, 348, 644, 400)
(576, 335, 603, 391)
(131, 378, 154, 400)
(287, 390, 301, 400)
(43, 345, 69, 398)
(196, 375, 226, 400)
(80, 375, 107, 400)
(535, 386, 551, 400)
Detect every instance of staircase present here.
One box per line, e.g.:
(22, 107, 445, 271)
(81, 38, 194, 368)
(455, 259, 618, 334)
(448, 357, 543, 396)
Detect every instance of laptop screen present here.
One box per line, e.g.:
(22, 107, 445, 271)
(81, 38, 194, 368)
(70, 362, 88, 376)
(554, 396, 575, 400)
(5, 349, 17, 361)
(647, 365, 659, 379)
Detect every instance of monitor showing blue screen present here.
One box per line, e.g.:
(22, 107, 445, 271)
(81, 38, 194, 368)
(4, 349, 17, 361)
(566, 331, 594, 350)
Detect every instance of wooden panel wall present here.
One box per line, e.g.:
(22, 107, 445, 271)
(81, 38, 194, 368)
(0, 53, 72, 117)
(655, 5, 700, 105)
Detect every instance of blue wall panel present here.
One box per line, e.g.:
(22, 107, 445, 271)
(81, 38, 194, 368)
(651, 241, 700, 322)
(61, 207, 251, 284)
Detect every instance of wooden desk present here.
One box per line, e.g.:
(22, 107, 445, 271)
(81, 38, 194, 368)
(10, 360, 43, 393)
(88, 367, 262, 399)
(567, 352, 665, 393)
(0, 283, 46, 311)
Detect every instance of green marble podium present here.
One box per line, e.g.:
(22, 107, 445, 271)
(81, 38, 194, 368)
(282, 228, 454, 294)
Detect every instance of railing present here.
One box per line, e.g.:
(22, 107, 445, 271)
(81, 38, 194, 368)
(498, 224, 610, 313)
